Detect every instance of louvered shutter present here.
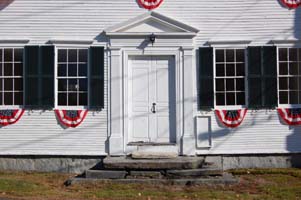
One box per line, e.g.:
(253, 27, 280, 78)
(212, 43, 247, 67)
(89, 46, 104, 109)
(198, 47, 214, 109)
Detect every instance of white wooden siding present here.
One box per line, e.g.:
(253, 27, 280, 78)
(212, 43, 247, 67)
(0, 0, 300, 155)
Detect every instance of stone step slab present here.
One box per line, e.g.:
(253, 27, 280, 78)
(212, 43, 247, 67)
(127, 171, 163, 179)
(166, 168, 223, 178)
(85, 170, 127, 179)
(103, 157, 204, 170)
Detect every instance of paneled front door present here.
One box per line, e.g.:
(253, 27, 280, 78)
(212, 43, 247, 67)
(128, 55, 176, 144)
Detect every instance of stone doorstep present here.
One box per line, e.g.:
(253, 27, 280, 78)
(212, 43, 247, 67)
(85, 170, 127, 179)
(127, 171, 163, 179)
(103, 157, 205, 170)
(166, 168, 224, 178)
(131, 152, 178, 159)
(68, 173, 238, 186)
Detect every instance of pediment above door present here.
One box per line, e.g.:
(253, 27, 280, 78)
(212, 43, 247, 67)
(104, 11, 199, 37)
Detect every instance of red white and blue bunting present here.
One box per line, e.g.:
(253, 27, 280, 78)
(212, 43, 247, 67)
(281, 0, 301, 8)
(55, 110, 88, 128)
(278, 108, 301, 126)
(0, 109, 25, 126)
(215, 109, 248, 128)
(138, 0, 164, 10)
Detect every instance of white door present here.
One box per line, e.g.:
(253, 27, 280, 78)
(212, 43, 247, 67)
(128, 56, 176, 143)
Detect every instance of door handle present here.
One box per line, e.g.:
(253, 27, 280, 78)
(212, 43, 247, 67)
(151, 103, 156, 113)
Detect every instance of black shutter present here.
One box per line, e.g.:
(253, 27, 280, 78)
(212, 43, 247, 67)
(262, 46, 278, 108)
(248, 47, 262, 108)
(24, 45, 55, 108)
(89, 46, 104, 109)
(198, 47, 214, 109)
(247, 46, 278, 108)
(40, 45, 55, 107)
(25, 46, 40, 107)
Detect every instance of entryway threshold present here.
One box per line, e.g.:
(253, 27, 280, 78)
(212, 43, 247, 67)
(128, 142, 177, 146)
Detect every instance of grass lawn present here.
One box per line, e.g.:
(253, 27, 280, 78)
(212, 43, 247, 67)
(0, 169, 300, 199)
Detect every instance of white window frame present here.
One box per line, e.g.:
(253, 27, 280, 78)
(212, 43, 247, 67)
(0, 46, 24, 109)
(55, 46, 89, 110)
(277, 46, 301, 108)
(213, 47, 248, 110)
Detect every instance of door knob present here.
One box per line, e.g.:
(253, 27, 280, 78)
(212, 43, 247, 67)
(151, 103, 156, 113)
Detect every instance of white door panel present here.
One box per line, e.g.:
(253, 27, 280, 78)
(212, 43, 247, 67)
(128, 56, 176, 143)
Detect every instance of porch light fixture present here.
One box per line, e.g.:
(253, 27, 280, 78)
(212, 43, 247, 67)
(149, 33, 156, 45)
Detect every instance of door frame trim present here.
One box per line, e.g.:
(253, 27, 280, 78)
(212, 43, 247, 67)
(123, 48, 183, 154)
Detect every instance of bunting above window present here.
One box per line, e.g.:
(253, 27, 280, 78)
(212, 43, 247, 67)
(55, 110, 88, 128)
(278, 108, 301, 126)
(138, 0, 163, 10)
(281, 0, 301, 8)
(215, 109, 248, 128)
(0, 109, 25, 126)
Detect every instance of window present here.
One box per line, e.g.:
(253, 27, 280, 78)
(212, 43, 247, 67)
(0, 48, 23, 106)
(215, 49, 246, 106)
(57, 48, 88, 107)
(278, 48, 301, 105)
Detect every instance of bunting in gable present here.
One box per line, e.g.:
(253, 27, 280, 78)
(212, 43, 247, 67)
(278, 108, 301, 126)
(138, 0, 164, 10)
(215, 109, 248, 128)
(55, 110, 88, 128)
(281, 0, 301, 8)
(0, 109, 25, 126)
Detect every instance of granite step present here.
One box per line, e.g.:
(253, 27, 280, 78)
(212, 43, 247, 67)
(166, 168, 223, 178)
(103, 157, 204, 170)
(85, 170, 127, 179)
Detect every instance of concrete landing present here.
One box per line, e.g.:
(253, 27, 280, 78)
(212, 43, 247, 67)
(103, 156, 204, 170)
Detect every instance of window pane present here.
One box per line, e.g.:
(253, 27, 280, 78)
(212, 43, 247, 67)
(0, 92, 2, 105)
(78, 64, 87, 76)
(226, 49, 234, 62)
(68, 79, 78, 92)
(0, 79, 2, 91)
(289, 48, 298, 61)
(79, 93, 87, 106)
(4, 92, 13, 105)
(279, 48, 288, 61)
(0, 63, 2, 76)
(4, 78, 13, 91)
(14, 63, 23, 76)
(0, 49, 2, 62)
(279, 63, 288, 75)
(236, 63, 245, 76)
(226, 64, 235, 76)
(289, 62, 298, 75)
(58, 64, 67, 77)
(279, 91, 288, 104)
(236, 78, 245, 91)
(4, 49, 13, 62)
(289, 91, 298, 104)
(299, 49, 301, 61)
(78, 49, 88, 62)
(236, 92, 245, 105)
(236, 49, 245, 62)
(14, 78, 23, 91)
(14, 49, 23, 62)
(226, 92, 235, 105)
(58, 49, 67, 62)
(79, 79, 87, 92)
(279, 77, 288, 90)
(68, 64, 77, 77)
(216, 79, 224, 91)
(216, 50, 224, 62)
(68, 93, 77, 106)
(289, 77, 298, 90)
(4, 63, 12, 76)
(14, 92, 23, 105)
(216, 64, 225, 77)
(68, 49, 77, 62)
(58, 79, 67, 91)
(226, 79, 235, 91)
(216, 93, 225, 105)
(58, 93, 67, 106)
(299, 77, 301, 90)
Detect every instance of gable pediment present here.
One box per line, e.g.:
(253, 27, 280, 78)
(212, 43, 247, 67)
(105, 11, 199, 36)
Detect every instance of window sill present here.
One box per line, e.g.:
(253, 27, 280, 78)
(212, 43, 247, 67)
(214, 105, 247, 110)
(278, 104, 301, 109)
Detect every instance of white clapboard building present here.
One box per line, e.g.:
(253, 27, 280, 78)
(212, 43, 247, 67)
(0, 0, 300, 171)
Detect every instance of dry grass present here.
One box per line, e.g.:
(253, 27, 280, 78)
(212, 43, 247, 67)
(0, 169, 300, 200)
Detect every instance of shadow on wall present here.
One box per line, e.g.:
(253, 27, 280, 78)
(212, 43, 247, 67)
(0, 0, 13, 11)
